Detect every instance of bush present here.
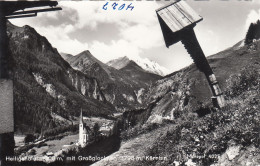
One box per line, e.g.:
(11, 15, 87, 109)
(28, 149, 36, 155)
(36, 143, 47, 148)
(15, 144, 34, 155)
(43, 124, 78, 137)
(225, 67, 259, 98)
(24, 134, 35, 143)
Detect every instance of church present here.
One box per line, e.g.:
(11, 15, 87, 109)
(78, 110, 91, 147)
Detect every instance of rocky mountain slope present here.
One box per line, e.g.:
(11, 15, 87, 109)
(106, 56, 130, 70)
(7, 22, 115, 134)
(63, 51, 162, 111)
(60, 52, 73, 60)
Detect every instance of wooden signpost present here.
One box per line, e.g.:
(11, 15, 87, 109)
(156, 0, 225, 108)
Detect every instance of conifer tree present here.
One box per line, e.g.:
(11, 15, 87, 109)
(245, 23, 255, 45)
(245, 20, 260, 45)
(255, 20, 260, 40)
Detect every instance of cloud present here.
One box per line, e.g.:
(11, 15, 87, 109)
(119, 24, 163, 50)
(10, 6, 79, 28)
(245, 9, 260, 30)
(10, 1, 163, 60)
(59, 1, 160, 29)
(194, 27, 221, 56)
(13, 0, 244, 71)
(89, 40, 140, 62)
(33, 25, 89, 54)
(253, 0, 260, 4)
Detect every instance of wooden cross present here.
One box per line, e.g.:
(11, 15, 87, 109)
(156, 0, 225, 108)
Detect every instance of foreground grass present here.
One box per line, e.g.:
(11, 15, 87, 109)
(137, 64, 260, 166)
(114, 64, 260, 166)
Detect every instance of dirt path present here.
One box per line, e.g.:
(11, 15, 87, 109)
(92, 126, 168, 166)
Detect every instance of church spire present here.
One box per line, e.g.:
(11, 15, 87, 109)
(80, 109, 84, 124)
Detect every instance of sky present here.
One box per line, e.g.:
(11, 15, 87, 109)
(10, 0, 260, 74)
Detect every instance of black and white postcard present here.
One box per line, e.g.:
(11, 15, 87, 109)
(0, 0, 259, 166)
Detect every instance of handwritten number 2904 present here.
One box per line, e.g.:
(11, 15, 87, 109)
(103, 2, 134, 11)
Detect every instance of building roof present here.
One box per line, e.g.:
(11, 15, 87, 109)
(1, 1, 58, 16)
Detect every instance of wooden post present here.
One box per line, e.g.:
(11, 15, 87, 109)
(0, 4, 9, 79)
(181, 29, 225, 108)
(0, 4, 14, 165)
(156, 1, 225, 108)
(0, 2, 61, 165)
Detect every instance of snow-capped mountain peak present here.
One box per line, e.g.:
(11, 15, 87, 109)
(131, 57, 169, 76)
(107, 56, 169, 76)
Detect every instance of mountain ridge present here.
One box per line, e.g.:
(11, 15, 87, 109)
(7, 21, 115, 134)
(60, 52, 73, 60)
(63, 50, 162, 111)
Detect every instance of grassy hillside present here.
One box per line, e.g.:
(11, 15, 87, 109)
(117, 41, 260, 165)
(140, 40, 260, 120)
(141, 62, 259, 165)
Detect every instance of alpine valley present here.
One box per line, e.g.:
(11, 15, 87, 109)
(7, 21, 162, 134)
(7, 18, 260, 166)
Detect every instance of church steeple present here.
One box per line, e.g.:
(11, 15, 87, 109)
(79, 109, 84, 124)
(79, 109, 88, 147)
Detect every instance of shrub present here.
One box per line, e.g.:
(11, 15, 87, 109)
(28, 149, 36, 155)
(36, 143, 47, 148)
(24, 134, 35, 143)
(225, 67, 259, 98)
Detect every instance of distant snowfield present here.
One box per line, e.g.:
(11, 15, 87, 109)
(107, 56, 170, 76)
(130, 56, 170, 76)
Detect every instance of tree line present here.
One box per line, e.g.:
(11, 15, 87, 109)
(245, 20, 260, 45)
